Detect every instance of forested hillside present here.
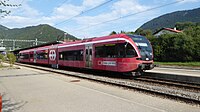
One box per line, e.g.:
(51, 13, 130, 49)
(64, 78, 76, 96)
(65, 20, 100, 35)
(139, 7, 200, 32)
(0, 24, 76, 41)
(0, 24, 77, 49)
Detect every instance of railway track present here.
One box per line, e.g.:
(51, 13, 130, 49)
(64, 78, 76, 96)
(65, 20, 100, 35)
(14, 63, 200, 104)
(134, 76, 200, 90)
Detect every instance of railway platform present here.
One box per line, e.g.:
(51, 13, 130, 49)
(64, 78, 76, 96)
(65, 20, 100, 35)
(0, 65, 199, 112)
(145, 67, 200, 84)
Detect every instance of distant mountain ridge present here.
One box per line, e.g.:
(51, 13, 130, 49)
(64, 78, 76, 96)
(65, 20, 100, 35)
(139, 7, 200, 32)
(0, 24, 77, 49)
(0, 24, 77, 41)
(0, 25, 9, 30)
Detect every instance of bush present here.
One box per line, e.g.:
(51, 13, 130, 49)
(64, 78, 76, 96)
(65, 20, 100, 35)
(0, 54, 5, 67)
(7, 53, 16, 67)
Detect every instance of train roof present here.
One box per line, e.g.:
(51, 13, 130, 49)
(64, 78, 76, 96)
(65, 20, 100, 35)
(12, 41, 62, 54)
(57, 34, 129, 47)
(15, 34, 142, 53)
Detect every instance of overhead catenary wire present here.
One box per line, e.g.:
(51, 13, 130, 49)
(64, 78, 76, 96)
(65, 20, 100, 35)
(43, 0, 71, 17)
(54, 0, 115, 26)
(72, 18, 152, 38)
(70, 0, 185, 33)
(20, 0, 25, 4)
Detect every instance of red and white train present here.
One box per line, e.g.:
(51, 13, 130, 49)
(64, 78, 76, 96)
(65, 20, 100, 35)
(18, 34, 154, 75)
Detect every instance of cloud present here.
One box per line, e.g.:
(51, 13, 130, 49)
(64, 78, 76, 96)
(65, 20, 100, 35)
(68, 0, 150, 33)
(111, 0, 148, 15)
(82, 0, 106, 7)
(176, 0, 199, 3)
(1, 0, 188, 36)
(52, 4, 83, 17)
(64, 0, 152, 37)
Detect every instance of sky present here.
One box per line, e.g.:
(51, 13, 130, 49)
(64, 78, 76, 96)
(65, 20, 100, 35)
(0, 0, 200, 39)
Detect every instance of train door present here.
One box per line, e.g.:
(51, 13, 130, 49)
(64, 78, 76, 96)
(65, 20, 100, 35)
(34, 49, 37, 63)
(49, 45, 58, 68)
(29, 51, 34, 63)
(85, 44, 93, 68)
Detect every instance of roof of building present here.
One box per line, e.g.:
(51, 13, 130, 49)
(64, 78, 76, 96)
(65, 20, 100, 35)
(153, 27, 182, 35)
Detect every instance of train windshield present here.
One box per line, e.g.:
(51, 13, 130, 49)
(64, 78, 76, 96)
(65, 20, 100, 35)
(128, 35, 153, 61)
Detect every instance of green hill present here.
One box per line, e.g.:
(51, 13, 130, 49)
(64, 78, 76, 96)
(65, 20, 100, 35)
(0, 24, 77, 49)
(0, 25, 9, 31)
(139, 7, 200, 32)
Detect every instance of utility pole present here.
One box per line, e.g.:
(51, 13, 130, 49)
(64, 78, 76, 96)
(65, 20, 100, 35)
(64, 33, 67, 42)
(13, 40, 16, 50)
(0, 40, 3, 47)
(35, 38, 38, 46)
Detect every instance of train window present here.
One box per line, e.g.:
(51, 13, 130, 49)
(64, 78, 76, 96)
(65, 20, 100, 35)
(86, 49, 88, 55)
(59, 50, 83, 61)
(117, 43, 126, 58)
(95, 43, 137, 58)
(59, 54, 63, 60)
(95, 46, 105, 58)
(37, 52, 48, 59)
(89, 49, 92, 55)
(19, 53, 29, 59)
(30, 54, 34, 58)
(95, 44, 117, 58)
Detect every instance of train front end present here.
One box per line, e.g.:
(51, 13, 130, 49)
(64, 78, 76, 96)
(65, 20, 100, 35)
(128, 35, 154, 72)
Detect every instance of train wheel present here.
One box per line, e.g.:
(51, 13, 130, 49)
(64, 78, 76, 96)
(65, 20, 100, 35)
(132, 70, 143, 76)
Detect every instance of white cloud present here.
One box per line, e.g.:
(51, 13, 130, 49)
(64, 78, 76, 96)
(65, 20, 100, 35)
(111, 0, 148, 15)
(69, 0, 150, 34)
(82, 0, 106, 7)
(176, 0, 199, 3)
(52, 4, 83, 17)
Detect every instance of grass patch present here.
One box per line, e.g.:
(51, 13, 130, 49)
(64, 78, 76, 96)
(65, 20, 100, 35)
(154, 62, 200, 67)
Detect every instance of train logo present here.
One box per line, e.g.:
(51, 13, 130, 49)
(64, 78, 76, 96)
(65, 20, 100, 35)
(49, 50, 56, 60)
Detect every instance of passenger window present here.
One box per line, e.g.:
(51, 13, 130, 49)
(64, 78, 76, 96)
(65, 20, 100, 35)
(59, 50, 83, 61)
(86, 50, 88, 55)
(95, 43, 137, 58)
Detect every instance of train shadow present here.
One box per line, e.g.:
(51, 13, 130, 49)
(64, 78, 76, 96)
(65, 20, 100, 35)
(20, 62, 138, 80)
(59, 66, 135, 80)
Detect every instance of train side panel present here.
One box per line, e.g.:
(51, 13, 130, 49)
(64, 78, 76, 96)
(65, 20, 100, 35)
(58, 45, 85, 68)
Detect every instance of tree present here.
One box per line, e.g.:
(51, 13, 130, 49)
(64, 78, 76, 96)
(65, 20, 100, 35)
(175, 22, 195, 30)
(135, 28, 153, 37)
(109, 31, 117, 35)
(0, 0, 21, 18)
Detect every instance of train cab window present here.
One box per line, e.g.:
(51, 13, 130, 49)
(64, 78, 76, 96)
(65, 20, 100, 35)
(125, 43, 137, 58)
